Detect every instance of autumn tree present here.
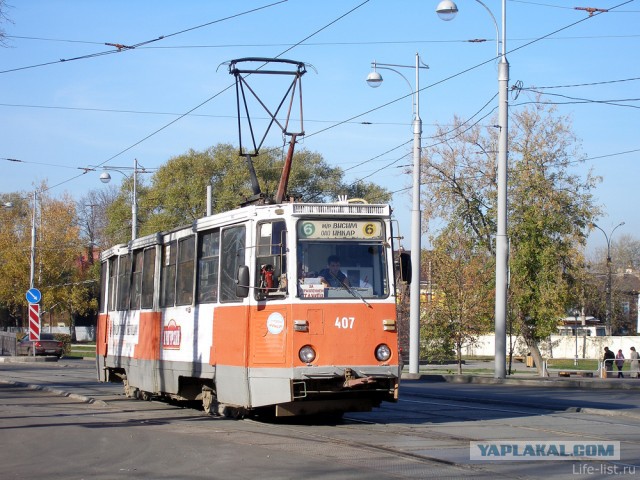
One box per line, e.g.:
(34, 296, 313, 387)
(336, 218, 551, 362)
(422, 225, 494, 372)
(422, 102, 600, 374)
(0, 185, 96, 329)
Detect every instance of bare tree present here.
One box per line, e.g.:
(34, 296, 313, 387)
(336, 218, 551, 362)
(77, 187, 119, 253)
(0, 1, 13, 47)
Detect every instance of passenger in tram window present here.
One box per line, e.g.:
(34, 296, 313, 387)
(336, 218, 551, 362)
(319, 255, 350, 288)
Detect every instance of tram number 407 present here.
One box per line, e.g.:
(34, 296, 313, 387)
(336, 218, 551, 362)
(335, 316, 355, 329)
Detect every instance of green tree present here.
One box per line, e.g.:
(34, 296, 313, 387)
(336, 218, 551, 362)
(422, 102, 600, 374)
(105, 144, 391, 244)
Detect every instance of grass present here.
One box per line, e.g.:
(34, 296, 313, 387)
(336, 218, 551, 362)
(67, 344, 96, 359)
(545, 359, 600, 371)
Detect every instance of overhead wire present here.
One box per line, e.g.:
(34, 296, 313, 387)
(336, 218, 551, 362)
(0, 1, 289, 74)
(4, 0, 636, 197)
(328, 1, 636, 186)
(1, 0, 374, 196)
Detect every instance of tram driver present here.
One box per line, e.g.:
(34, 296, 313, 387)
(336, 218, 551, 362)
(318, 255, 350, 288)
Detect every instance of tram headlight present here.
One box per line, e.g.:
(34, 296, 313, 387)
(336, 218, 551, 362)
(299, 345, 316, 364)
(375, 344, 392, 362)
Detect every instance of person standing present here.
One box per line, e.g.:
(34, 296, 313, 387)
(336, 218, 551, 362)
(630, 346, 639, 379)
(615, 349, 625, 378)
(603, 347, 615, 376)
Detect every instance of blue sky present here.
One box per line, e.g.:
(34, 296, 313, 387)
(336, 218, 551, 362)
(1, 0, 638, 254)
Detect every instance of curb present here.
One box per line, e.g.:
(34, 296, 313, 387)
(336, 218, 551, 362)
(401, 373, 640, 390)
(0, 355, 59, 363)
(0, 378, 108, 406)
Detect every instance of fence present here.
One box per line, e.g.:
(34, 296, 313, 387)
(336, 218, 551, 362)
(544, 357, 640, 379)
(1, 326, 95, 342)
(0, 331, 17, 356)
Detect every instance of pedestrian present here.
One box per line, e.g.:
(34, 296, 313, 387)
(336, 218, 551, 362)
(630, 346, 639, 379)
(615, 349, 625, 378)
(603, 347, 615, 376)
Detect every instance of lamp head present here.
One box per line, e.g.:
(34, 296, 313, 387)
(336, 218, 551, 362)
(99, 171, 112, 184)
(436, 0, 458, 21)
(366, 70, 383, 88)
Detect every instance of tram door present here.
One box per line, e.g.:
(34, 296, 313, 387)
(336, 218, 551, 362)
(247, 220, 291, 407)
(213, 224, 252, 407)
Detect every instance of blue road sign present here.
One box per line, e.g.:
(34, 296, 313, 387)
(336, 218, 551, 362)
(26, 288, 42, 304)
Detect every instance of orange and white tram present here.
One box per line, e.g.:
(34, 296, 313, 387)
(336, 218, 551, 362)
(97, 201, 402, 417)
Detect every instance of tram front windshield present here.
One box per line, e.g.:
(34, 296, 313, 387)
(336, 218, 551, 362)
(296, 219, 389, 300)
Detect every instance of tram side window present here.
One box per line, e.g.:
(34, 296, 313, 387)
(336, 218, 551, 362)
(99, 261, 108, 313)
(197, 229, 219, 303)
(117, 255, 131, 311)
(141, 247, 156, 309)
(220, 225, 246, 303)
(130, 250, 143, 310)
(176, 236, 195, 306)
(108, 257, 117, 311)
(161, 241, 177, 307)
(255, 220, 287, 300)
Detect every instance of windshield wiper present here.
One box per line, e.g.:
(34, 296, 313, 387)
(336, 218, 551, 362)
(329, 271, 372, 309)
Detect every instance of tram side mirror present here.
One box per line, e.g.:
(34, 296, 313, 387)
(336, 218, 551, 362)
(399, 252, 411, 283)
(236, 265, 250, 298)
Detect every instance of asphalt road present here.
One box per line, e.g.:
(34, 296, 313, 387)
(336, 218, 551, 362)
(2, 359, 640, 479)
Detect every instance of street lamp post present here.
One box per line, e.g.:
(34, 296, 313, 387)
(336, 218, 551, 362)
(98, 158, 148, 241)
(436, 0, 509, 379)
(367, 53, 428, 375)
(591, 221, 625, 335)
(30, 191, 37, 289)
(572, 308, 580, 366)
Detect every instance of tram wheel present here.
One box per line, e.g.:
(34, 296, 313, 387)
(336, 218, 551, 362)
(201, 388, 218, 415)
(123, 377, 138, 399)
(219, 404, 246, 419)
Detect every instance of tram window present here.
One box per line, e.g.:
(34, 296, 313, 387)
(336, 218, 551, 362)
(255, 220, 287, 300)
(99, 261, 108, 313)
(108, 257, 117, 311)
(176, 236, 195, 306)
(161, 241, 177, 307)
(130, 250, 144, 310)
(141, 247, 156, 309)
(117, 255, 131, 311)
(220, 225, 246, 303)
(297, 240, 389, 300)
(197, 229, 219, 303)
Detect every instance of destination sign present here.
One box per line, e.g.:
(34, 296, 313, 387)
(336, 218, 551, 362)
(297, 220, 383, 240)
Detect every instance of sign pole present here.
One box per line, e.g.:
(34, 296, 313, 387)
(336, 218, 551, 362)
(26, 288, 42, 356)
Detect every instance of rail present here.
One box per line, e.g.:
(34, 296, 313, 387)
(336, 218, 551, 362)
(543, 358, 640, 379)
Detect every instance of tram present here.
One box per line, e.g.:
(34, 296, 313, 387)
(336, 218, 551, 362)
(96, 58, 404, 417)
(96, 200, 403, 417)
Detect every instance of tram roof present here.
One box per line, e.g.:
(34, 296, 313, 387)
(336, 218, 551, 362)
(100, 201, 391, 261)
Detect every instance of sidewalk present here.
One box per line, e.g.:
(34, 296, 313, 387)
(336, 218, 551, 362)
(401, 359, 640, 390)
